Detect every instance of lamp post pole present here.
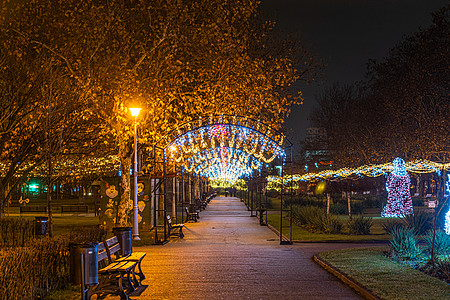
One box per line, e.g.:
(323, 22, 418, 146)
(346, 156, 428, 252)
(129, 107, 142, 241)
(133, 115, 140, 240)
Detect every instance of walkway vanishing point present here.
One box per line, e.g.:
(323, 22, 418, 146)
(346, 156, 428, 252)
(132, 196, 365, 299)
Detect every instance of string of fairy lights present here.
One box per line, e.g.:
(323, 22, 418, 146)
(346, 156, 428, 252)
(166, 124, 285, 182)
(0, 155, 120, 179)
(182, 147, 262, 180)
(1, 116, 288, 185)
(267, 159, 450, 191)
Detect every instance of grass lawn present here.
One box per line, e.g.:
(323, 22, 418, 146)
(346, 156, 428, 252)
(266, 212, 391, 242)
(317, 247, 450, 300)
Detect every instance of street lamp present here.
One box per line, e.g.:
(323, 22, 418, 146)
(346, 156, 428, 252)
(130, 107, 141, 241)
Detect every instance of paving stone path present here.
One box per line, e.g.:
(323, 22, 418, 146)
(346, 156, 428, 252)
(132, 196, 366, 299)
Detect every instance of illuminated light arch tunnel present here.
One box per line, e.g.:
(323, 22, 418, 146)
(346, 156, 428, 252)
(150, 115, 294, 244)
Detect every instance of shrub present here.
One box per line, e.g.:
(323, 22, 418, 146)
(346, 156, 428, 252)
(348, 215, 374, 235)
(292, 205, 343, 234)
(321, 214, 343, 234)
(382, 218, 404, 234)
(0, 218, 35, 247)
(68, 225, 106, 244)
(329, 201, 364, 215)
(0, 237, 70, 299)
(390, 227, 421, 260)
(423, 230, 450, 257)
(292, 205, 324, 226)
(401, 210, 433, 235)
(435, 258, 450, 282)
(0, 224, 105, 299)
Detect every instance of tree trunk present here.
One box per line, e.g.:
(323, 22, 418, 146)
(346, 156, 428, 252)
(347, 191, 352, 219)
(47, 156, 53, 237)
(117, 143, 132, 227)
(0, 185, 4, 218)
(326, 193, 331, 215)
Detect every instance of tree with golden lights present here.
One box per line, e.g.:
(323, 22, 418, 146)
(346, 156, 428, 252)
(2, 0, 320, 226)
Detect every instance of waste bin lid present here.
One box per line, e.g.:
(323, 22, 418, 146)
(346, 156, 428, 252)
(113, 227, 132, 231)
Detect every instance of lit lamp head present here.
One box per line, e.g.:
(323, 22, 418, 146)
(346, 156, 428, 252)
(129, 107, 141, 117)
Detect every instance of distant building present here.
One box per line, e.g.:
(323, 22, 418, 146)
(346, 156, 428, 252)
(304, 127, 333, 171)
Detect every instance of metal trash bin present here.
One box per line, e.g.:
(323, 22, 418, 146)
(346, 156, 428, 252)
(35, 216, 49, 236)
(113, 227, 132, 256)
(69, 243, 99, 286)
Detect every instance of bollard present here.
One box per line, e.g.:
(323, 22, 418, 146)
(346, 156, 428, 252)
(113, 227, 132, 256)
(258, 209, 266, 226)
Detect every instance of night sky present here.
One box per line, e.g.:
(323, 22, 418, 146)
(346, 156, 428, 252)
(260, 0, 447, 147)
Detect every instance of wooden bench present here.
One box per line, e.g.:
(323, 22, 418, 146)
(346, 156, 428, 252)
(61, 205, 89, 214)
(196, 198, 207, 210)
(20, 205, 47, 214)
(185, 207, 198, 222)
(167, 215, 184, 238)
(90, 236, 146, 299)
(89, 241, 138, 299)
(104, 236, 146, 286)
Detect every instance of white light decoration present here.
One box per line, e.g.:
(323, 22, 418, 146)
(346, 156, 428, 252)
(164, 118, 287, 182)
(381, 157, 413, 217)
(182, 147, 262, 182)
(444, 174, 450, 235)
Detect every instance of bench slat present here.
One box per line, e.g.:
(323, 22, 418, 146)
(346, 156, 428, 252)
(116, 252, 146, 262)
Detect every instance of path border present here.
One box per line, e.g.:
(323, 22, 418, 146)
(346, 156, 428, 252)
(313, 255, 380, 300)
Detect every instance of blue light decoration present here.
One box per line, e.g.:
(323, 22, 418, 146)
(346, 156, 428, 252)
(381, 157, 413, 217)
(444, 174, 450, 235)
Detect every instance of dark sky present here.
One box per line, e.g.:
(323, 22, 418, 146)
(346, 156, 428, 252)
(260, 0, 447, 148)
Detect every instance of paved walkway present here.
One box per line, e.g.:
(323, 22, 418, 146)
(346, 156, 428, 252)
(133, 197, 365, 299)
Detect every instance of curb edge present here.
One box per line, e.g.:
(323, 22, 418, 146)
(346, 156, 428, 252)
(313, 255, 380, 300)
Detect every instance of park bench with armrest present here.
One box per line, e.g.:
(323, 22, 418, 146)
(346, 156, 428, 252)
(167, 215, 184, 238)
(185, 207, 198, 222)
(103, 236, 146, 286)
(195, 198, 207, 210)
(89, 240, 138, 299)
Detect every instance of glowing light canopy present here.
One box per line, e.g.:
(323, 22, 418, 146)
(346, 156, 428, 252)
(182, 147, 262, 182)
(161, 116, 291, 181)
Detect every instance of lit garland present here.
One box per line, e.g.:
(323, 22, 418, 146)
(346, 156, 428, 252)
(267, 159, 450, 191)
(0, 155, 120, 178)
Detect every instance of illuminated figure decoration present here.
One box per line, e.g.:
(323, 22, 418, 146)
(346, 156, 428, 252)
(382, 157, 413, 217)
(444, 174, 450, 235)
